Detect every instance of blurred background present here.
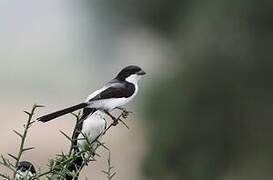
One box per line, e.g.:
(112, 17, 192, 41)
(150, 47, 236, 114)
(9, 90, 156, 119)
(0, 0, 273, 179)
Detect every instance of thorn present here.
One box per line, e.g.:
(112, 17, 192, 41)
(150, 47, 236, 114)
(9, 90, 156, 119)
(23, 111, 32, 116)
(22, 147, 35, 152)
(118, 119, 130, 129)
(34, 104, 45, 108)
(7, 153, 18, 161)
(13, 130, 23, 138)
(59, 130, 73, 142)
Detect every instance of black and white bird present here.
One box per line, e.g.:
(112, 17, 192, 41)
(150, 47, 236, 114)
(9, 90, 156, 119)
(39, 65, 145, 180)
(16, 161, 36, 180)
(37, 65, 146, 123)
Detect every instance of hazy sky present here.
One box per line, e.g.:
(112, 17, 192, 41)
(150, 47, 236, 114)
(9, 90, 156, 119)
(0, 1, 171, 179)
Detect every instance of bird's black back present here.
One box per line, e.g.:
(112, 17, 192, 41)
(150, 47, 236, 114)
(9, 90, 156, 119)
(90, 82, 135, 101)
(17, 161, 36, 174)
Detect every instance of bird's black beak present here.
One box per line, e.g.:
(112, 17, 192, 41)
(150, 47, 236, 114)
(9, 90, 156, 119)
(137, 70, 146, 75)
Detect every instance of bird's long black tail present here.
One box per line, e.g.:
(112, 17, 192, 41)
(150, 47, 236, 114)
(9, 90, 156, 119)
(37, 103, 88, 122)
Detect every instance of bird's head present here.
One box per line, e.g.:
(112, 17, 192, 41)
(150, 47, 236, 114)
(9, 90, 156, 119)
(16, 161, 36, 180)
(116, 65, 146, 84)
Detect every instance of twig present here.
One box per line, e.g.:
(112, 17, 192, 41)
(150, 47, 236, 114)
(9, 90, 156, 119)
(12, 104, 44, 179)
(0, 104, 43, 179)
(101, 151, 116, 180)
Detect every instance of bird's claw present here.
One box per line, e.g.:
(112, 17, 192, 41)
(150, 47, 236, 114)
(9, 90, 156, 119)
(122, 111, 129, 119)
(121, 109, 132, 119)
(112, 118, 119, 126)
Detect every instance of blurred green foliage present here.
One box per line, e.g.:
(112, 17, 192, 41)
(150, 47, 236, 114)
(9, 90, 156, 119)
(142, 0, 273, 180)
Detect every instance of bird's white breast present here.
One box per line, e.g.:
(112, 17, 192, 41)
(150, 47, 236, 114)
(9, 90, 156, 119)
(77, 110, 106, 152)
(15, 171, 34, 180)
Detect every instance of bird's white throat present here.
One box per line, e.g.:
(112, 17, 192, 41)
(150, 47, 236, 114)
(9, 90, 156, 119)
(125, 74, 142, 84)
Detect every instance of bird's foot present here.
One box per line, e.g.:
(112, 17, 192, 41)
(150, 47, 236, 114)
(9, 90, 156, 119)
(104, 111, 119, 126)
(121, 110, 131, 119)
(112, 118, 119, 126)
(117, 107, 132, 119)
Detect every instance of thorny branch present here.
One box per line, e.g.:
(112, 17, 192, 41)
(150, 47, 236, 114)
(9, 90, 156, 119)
(0, 104, 131, 179)
(101, 151, 116, 180)
(49, 109, 130, 179)
(0, 104, 44, 180)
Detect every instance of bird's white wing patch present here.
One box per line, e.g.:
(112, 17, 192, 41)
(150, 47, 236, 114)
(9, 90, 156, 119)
(85, 82, 121, 102)
(85, 86, 108, 102)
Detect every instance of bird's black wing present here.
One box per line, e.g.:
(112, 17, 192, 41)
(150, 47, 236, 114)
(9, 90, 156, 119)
(90, 83, 135, 101)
